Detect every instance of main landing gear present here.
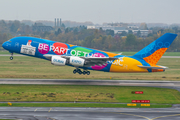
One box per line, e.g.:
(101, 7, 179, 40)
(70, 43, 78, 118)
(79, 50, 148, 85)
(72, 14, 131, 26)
(73, 68, 90, 75)
(10, 53, 13, 60)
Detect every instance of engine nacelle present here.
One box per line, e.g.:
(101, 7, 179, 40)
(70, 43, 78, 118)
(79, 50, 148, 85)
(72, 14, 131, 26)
(69, 56, 85, 67)
(51, 56, 66, 66)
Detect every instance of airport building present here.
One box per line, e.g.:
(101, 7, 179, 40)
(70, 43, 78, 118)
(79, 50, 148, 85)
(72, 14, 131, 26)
(32, 23, 54, 32)
(87, 23, 152, 37)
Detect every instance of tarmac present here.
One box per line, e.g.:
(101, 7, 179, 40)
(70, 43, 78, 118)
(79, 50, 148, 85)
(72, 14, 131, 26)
(0, 79, 180, 120)
(0, 79, 180, 91)
(0, 107, 180, 120)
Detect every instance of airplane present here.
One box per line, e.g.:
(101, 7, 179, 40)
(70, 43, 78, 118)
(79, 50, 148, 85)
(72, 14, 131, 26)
(2, 33, 177, 75)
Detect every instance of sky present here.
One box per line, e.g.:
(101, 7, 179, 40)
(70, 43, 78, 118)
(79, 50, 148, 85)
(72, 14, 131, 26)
(0, 0, 180, 24)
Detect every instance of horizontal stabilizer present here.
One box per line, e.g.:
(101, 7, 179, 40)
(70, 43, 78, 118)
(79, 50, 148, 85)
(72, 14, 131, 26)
(137, 65, 168, 69)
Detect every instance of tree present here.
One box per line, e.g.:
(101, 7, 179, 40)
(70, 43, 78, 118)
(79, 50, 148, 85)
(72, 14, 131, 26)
(65, 28, 69, 34)
(162, 29, 175, 34)
(41, 31, 50, 38)
(93, 36, 102, 49)
(10, 20, 21, 33)
(0, 20, 8, 33)
(120, 31, 127, 36)
(140, 22, 148, 30)
(99, 27, 103, 31)
(126, 34, 136, 45)
(106, 29, 114, 36)
(172, 27, 180, 34)
(61, 23, 65, 28)
(147, 33, 153, 37)
(73, 27, 78, 34)
(55, 28, 62, 36)
(82, 36, 94, 47)
(128, 30, 133, 34)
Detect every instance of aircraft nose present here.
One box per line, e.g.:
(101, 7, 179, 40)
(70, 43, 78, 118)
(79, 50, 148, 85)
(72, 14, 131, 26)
(2, 41, 8, 50)
(2, 42, 6, 48)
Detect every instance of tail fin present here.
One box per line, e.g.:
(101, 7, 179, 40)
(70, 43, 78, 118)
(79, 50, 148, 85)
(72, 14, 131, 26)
(133, 33, 177, 66)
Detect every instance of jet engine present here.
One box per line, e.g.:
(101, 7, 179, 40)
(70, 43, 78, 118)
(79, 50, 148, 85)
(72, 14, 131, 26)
(51, 56, 67, 66)
(69, 56, 85, 67)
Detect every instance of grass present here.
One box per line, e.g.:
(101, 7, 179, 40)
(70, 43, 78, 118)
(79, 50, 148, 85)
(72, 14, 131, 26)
(0, 50, 17, 55)
(0, 85, 180, 104)
(0, 103, 172, 108)
(0, 56, 180, 80)
(0, 50, 11, 54)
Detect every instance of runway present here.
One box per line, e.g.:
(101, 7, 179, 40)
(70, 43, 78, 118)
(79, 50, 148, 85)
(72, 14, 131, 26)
(1, 79, 180, 93)
(0, 79, 180, 91)
(1, 79, 180, 86)
(0, 79, 180, 120)
(1, 107, 180, 120)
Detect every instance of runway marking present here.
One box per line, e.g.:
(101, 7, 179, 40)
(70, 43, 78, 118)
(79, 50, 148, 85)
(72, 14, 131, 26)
(114, 113, 180, 120)
(49, 118, 56, 120)
(34, 108, 37, 112)
(110, 112, 151, 120)
(151, 114, 180, 120)
(120, 113, 151, 120)
(48, 108, 52, 112)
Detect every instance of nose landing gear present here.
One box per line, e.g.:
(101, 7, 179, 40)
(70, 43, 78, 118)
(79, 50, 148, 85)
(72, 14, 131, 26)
(10, 53, 13, 60)
(73, 68, 90, 75)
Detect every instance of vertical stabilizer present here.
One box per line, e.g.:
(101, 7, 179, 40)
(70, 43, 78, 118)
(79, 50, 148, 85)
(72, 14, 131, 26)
(133, 33, 177, 66)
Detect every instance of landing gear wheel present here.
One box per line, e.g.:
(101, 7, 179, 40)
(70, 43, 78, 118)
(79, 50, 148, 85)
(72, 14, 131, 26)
(73, 68, 87, 75)
(83, 71, 87, 75)
(78, 71, 82, 75)
(77, 69, 81, 73)
(73, 69, 77, 74)
(10, 53, 13, 60)
(87, 71, 90, 75)
(76, 68, 82, 74)
(10, 56, 13, 60)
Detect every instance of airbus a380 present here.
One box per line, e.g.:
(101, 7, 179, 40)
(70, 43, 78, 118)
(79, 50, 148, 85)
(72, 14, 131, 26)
(2, 33, 177, 75)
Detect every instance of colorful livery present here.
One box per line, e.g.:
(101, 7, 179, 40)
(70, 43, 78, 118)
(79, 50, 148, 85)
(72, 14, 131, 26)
(2, 33, 177, 75)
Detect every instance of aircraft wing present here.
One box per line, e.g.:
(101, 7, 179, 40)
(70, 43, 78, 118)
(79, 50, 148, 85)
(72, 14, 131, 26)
(81, 57, 118, 67)
(43, 54, 55, 60)
(82, 57, 117, 61)
(43, 54, 118, 67)
(137, 65, 168, 69)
